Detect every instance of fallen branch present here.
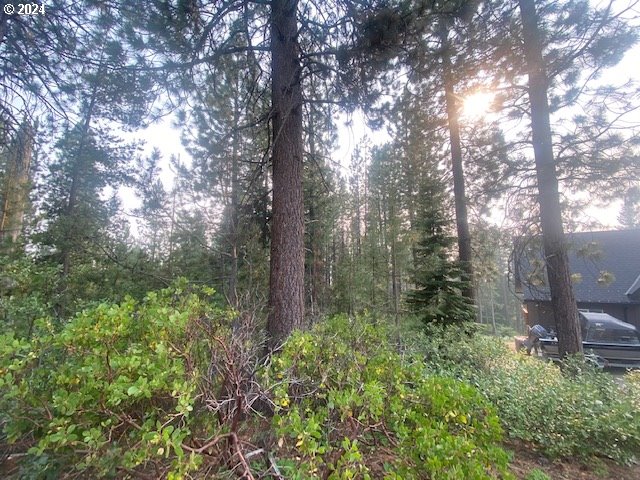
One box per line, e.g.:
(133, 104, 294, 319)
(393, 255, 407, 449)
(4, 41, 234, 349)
(182, 433, 231, 454)
(268, 452, 285, 480)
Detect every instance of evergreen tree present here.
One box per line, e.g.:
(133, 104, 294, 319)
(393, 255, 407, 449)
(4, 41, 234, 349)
(1, 1, 80, 135)
(407, 178, 475, 326)
(517, 0, 582, 355)
(619, 186, 640, 229)
(514, 0, 637, 356)
(437, 13, 476, 306)
(303, 87, 339, 320)
(35, 124, 137, 314)
(122, 0, 447, 345)
(176, 36, 271, 306)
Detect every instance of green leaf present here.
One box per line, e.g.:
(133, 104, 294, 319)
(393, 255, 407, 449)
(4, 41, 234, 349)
(127, 385, 141, 396)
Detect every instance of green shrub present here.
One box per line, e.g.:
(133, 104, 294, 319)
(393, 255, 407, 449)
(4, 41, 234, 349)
(0, 256, 59, 338)
(412, 327, 640, 464)
(417, 322, 510, 377)
(264, 315, 512, 479)
(483, 356, 640, 463)
(0, 280, 230, 478)
(525, 468, 551, 480)
(624, 369, 640, 408)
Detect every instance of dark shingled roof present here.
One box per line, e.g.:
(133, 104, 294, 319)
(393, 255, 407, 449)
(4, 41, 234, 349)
(517, 229, 640, 305)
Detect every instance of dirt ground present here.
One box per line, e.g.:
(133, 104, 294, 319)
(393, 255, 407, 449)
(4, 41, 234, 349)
(3, 442, 639, 478)
(507, 440, 640, 480)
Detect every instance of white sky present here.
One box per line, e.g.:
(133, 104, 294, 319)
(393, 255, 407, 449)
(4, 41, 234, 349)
(139, 24, 640, 231)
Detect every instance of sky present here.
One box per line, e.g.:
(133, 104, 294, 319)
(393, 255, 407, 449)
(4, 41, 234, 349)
(139, 16, 640, 231)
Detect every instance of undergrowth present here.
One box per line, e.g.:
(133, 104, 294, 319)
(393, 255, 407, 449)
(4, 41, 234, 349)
(9, 291, 634, 478)
(0, 280, 235, 479)
(1, 297, 515, 479)
(263, 316, 512, 479)
(414, 324, 640, 464)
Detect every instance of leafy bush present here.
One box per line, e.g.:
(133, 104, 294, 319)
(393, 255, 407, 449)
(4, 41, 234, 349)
(413, 327, 640, 464)
(0, 256, 59, 338)
(264, 316, 512, 479)
(416, 322, 509, 377)
(0, 280, 232, 478)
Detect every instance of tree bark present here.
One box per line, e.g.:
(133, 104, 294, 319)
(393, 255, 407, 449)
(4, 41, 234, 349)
(518, 0, 582, 357)
(228, 90, 241, 309)
(0, 121, 33, 248)
(490, 286, 496, 335)
(439, 22, 476, 305)
(501, 273, 510, 326)
(267, 0, 305, 349)
(390, 198, 399, 326)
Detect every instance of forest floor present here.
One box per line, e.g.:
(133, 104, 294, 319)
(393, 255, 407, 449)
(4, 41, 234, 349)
(3, 433, 639, 478)
(507, 440, 640, 480)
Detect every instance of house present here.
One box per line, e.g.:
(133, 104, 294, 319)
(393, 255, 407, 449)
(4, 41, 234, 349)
(514, 229, 640, 330)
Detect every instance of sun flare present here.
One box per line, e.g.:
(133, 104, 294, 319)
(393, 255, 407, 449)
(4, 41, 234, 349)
(462, 92, 495, 120)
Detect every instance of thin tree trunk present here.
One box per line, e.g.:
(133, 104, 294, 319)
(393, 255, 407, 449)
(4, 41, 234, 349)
(55, 73, 101, 319)
(307, 97, 323, 319)
(518, 0, 582, 357)
(439, 22, 476, 305)
(354, 172, 361, 257)
(490, 287, 496, 335)
(390, 200, 399, 327)
(267, 0, 305, 349)
(228, 92, 240, 309)
(168, 188, 177, 278)
(61, 81, 100, 279)
(378, 193, 391, 310)
(501, 273, 510, 326)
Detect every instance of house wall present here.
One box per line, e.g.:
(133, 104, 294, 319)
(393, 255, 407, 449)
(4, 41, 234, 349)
(523, 301, 555, 330)
(524, 301, 640, 330)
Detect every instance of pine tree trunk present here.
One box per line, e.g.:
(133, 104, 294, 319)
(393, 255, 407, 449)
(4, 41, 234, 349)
(307, 108, 316, 319)
(0, 122, 33, 248)
(354, 175, 362, 257)
(501, 274, 510, 326)
(490, 288, 496, 335)
(267, 0, 305, 349)
(228, 93, 240, 309)
(439, 22, 476, 305)
(518, 0, 582, 357)
(168, 188, 177, 278)
(61, 82, 99, 279)
(390, 199, 399, 326)
(379, 193, 391, 309)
